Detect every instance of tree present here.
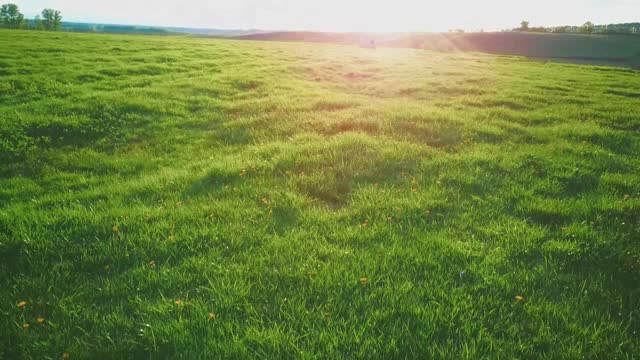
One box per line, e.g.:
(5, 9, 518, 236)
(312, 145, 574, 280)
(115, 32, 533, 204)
(551, 26, 571, 33)
(0, 3, 24, 28)
(41, 8, 62, 31)
(33, 14, 44, 30)
(520, 20, 530, 31)
(580, 21, 595, 35)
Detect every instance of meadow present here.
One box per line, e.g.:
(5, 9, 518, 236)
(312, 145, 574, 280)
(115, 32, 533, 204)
(1, 29, 639, 358)
(239, 31, 640, 69)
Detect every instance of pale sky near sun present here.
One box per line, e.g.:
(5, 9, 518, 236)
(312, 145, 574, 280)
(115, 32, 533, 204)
(12, 0, 640, 32)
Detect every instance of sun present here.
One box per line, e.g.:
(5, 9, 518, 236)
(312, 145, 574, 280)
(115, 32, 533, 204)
(298, 0, 435, 32)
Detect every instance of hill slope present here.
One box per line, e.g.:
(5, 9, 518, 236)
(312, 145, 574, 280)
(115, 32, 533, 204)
(59, 21, 267, 37)
(237, 31, 640, 68)
(1, 29, 639, 358)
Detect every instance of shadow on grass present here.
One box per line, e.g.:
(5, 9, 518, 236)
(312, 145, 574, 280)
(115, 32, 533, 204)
(606, 89, 640, 99)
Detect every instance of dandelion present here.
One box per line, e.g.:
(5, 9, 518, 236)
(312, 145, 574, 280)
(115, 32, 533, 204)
(112, 225, 119, 233)
(261, 198, 269, 204)
(63, 353, 70, 359)
(360, 277, 368, 285)
(174, 300, 182, 305)
(23, 323, 29, 329)
(17, 301, 27, 308)
(208, 312, 216, 320)
(149, 261, 156, 268)
(37, 317, 45, 324)
(515, 295, 524, 301)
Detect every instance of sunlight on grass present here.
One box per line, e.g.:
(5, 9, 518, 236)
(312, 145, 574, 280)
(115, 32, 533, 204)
(0, 29, 639, 358)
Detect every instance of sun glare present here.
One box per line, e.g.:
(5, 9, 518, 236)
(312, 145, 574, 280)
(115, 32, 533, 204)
(15, 0, 640, 32)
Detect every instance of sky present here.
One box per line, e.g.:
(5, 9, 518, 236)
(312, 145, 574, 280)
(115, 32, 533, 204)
(13, 0, 640, 32)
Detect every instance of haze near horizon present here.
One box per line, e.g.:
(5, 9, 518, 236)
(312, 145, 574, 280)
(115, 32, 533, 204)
(12, 0, 640, 32)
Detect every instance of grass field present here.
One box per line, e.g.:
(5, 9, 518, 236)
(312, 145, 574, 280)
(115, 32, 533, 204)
(237, 31, 640, 69)
(1, 29, 639, 358)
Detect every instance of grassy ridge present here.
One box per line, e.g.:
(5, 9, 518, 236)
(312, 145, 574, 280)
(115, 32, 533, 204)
(1, 29, 639, 358)
(237, 31, 640, 68)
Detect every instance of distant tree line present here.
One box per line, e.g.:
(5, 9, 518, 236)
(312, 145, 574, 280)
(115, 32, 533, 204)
(0, 3, 62, 30)
(512, 20, 639, 35)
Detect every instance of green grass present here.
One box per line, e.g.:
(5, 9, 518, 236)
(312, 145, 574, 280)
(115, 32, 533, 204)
(1, 29, 639, 359)
(240, 31, 640, 68)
